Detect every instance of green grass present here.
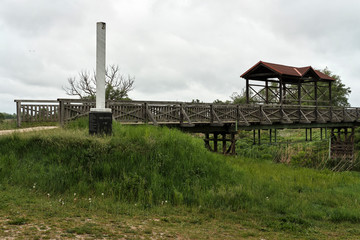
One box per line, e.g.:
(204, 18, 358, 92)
(0, 184, 359, 239)
(0, 119, 17, 130)
(1, 119, 360, 238)
(0, 119, 58, 130)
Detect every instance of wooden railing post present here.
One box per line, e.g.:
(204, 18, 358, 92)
(59, 99, 65, 126)
(180, 103, 184, 124)
(58, 99, 63, 126)
(143, 103, 148, 123)
(15, 100, 21, 127)
(236, 105, 240, 126)
(210, 104, 214, 124)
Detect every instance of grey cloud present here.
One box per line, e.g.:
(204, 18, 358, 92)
(1, 0, 360, 113)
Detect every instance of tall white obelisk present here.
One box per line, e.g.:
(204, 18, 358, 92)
(89, 22, 112, 135)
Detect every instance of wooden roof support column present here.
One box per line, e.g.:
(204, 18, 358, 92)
(279, 77, 283, 105)
(265, 80, 269, 104)
(329, 81, 332, 106)
(314, 80, 318, 106)
(314, 80, 318, 121)
(246, 79, 250, 104)
(298, 79, 301, 105)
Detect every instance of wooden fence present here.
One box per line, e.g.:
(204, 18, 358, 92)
(15, 99, 360, 128)
(14, 100, 59, 127)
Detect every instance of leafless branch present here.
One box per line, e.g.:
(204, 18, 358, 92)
(63, 64, 135, 100)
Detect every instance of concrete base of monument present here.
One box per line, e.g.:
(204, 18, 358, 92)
(89, 109, 112, 135)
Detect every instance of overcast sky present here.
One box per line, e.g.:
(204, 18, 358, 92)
(1, 0, 360, 113)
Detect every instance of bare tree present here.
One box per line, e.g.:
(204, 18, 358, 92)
(63, 64, 135, 100)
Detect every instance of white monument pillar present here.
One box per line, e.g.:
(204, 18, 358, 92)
(91, 22, 111, 112)
(89, 22, 112, 135)
(96, 22, 106, 109)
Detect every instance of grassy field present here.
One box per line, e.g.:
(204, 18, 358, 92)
(1, 119, 360, 239)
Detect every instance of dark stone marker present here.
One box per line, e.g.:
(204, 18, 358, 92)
(89, 112, 112, 135)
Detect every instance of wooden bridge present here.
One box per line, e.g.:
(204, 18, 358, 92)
(14, 99, 360, 128)
(14, 98, 360, 158)
(12, 61, 360, 160)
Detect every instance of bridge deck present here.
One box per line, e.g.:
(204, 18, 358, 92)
(14, 99, 360, 132)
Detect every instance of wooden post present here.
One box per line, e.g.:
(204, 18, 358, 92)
(258, 129, 261, 145)
(144, 103, 149, 124)
(214, 133, 218, 152)
(269, 129, 272, 143)
(306, 128, 308, 141)
(222, 133, 226, 154)
(59, 99, 65, 126)
(253, 129, 256, 145)
(298, 79, 301, 105)
(329, 81, 332, 106)
(265, 80, 269, 104)
(274, 129, 277, 143)
(314, 80, 318, 121)
(180, 103, 184, 124)
(279, 78, 283, 104)
(325, 127, 328, 139)
(204, 133, 210, 151)
(314, 80, 318, 106)
(58, 100, 63, 126)
(246, 79, 250, 104)
(15, 100, 21, 127)
(231, 133, 236, 155)
(321, 128, 323, 140)
(310, 128, 313, 141)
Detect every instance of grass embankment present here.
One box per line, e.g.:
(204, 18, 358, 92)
(1, 120, 360, 239)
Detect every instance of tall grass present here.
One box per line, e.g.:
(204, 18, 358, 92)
(1, 119, 360, 226)
(0, 122, 237, 207)
(0, 119, 17, 130)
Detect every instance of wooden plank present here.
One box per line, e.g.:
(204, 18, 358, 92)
(16, 100, 21, 127)
(145, 105, 158, 126)
(181, 107, 194, 126)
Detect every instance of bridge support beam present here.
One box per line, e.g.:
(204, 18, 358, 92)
(305, 128, 313, 141)
(204, 132, 236, 155)
(330, 127, 355, 170)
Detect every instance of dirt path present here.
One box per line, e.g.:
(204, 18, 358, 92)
(0, 126, 59, 136)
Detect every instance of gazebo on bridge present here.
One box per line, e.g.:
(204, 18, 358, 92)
(241, 61, 335, 106)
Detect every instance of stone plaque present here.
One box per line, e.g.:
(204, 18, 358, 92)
(89, 112, 112, 135)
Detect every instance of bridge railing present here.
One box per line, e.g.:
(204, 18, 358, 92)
(14, 100, 59, 127)
(14, 99, 360, 127)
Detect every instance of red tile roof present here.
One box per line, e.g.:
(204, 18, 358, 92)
(241, 61, 335, 81)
